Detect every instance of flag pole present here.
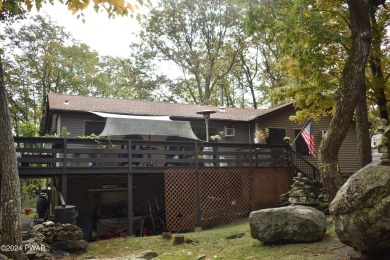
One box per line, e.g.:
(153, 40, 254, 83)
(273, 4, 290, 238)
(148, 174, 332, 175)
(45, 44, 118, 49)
(290, 120, 311, 147)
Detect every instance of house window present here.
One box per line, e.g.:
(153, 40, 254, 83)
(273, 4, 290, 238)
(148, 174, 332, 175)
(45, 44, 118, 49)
(85, 121, 105, 136)
(294, 129, 309, 155)
(268, 128, 286, 144)
(192, 127, 217, 141)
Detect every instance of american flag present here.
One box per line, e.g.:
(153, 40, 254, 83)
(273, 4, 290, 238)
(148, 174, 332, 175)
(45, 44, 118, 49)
(301, 120, 316, 157)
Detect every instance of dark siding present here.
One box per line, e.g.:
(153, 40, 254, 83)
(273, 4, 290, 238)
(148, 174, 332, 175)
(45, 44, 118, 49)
(60, 114, 105, 138)
(257, 108, 359, 173)
(58, 114, 251, 142)
(190, 121, 250, 143)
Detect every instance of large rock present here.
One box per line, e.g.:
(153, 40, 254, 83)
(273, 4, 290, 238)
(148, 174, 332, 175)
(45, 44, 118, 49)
(330, 164, 390, 255)
(249, 205, 326, 244)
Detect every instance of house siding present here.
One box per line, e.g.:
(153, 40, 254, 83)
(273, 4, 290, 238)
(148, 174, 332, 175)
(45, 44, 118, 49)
(58, 113, 251, 142)
(55, 108, 360, 173)
(190, 121, 251, 143)
(257, 108, 360, 173)
(60, 114, 105, 137)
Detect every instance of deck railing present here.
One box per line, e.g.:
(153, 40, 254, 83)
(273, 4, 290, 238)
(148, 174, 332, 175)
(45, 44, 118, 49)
(288, 148, 321, 181)
(15, 137, 291, 176)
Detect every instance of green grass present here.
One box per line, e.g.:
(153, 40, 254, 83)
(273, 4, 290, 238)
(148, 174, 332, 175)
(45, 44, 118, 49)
(75, 217, 345, 260)
(21, 213, 36, 219)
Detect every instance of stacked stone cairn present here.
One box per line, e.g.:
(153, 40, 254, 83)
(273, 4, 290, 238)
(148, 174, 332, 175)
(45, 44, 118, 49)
(22, 221, 86, 259)
(278, 173, 329, 213)
(377, 118, 390, 165)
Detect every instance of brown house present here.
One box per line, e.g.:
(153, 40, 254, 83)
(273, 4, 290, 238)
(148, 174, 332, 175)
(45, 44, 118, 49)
(13, 93, 359, 239)
(44, 93, 359, 173)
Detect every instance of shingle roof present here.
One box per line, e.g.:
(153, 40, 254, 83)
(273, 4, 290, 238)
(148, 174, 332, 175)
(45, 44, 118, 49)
(47, 93, 293, 122)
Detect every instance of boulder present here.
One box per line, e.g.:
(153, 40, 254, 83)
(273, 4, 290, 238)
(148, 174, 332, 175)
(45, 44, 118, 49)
(330, 164, 390, 255)
(249, 205, 326, 244)
(132, 250, 159, 259)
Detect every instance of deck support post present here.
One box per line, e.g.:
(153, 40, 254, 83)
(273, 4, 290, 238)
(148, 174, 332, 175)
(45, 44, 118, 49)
(127, 140, 133, 236)
(127, 172, 133, 236)
(194, 141, 202, 231)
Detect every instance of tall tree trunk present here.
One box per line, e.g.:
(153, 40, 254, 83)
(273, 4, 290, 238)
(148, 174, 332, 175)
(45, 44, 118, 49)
(0, 55, 27, 259)
(355, 90, 372, 168)
(369, 6, 388, 121)
(318, 0, 372, 201)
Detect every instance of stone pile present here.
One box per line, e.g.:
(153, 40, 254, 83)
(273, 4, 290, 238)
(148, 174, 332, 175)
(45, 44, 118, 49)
(278, 173, 328, 213)
(377, 119, 390, 165)
(28, 221, 84, 244)
(22, 221, 86, 259)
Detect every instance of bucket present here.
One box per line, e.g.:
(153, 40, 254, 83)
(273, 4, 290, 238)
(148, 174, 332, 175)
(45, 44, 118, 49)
(54, 205, 77, 224)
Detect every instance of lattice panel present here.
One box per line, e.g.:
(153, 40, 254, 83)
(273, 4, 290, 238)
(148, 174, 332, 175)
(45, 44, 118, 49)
(251, 167, 292, 210)
(165, 168, 197, 232)
(200, 168, 251, 229)
(164, 167, 292, 232)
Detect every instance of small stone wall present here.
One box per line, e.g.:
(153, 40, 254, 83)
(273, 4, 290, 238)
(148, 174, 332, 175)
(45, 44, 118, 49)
(22, 221, 86, 260)
(28, 221, 84, 244)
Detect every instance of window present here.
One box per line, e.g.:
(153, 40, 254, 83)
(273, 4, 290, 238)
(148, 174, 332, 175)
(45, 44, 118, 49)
(85, 121, 105, 136)
(268, 128, 286, 144)
(294, 129, 309, 155)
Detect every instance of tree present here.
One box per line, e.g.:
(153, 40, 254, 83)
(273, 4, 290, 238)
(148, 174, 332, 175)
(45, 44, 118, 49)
(243, 0, 289, 108)
(2, 14, 163, 133)
(93, 55, 163, 101)
(136, 0, 243, 105)
(3, 15, 87, 129)
(0, 1, 148, 259)
(318, 0, 382, 200)
(367, 3, 390, 121)
(245, 0, 388, 200)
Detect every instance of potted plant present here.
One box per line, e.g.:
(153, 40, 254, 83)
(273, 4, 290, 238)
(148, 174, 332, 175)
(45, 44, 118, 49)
(24, 208, 33, 215)
(254, 128, 268, 143)
(283, 136, 291, 145)
(60, 126, 71, 137)
(210, 135, 222, 142)
(21, 181, 37, 215)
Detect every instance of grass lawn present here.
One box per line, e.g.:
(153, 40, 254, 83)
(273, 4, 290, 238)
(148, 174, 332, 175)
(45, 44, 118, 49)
(75, 217, 356, 260)
(20, 213, 36, 219)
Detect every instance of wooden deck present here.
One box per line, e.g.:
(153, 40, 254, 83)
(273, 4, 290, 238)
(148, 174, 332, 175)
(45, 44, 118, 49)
(15, 137, 291, 177)
(14, 137, 321, 234)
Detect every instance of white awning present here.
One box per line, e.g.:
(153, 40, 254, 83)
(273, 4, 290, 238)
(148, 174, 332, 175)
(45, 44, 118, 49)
(90, 111, 199, 140)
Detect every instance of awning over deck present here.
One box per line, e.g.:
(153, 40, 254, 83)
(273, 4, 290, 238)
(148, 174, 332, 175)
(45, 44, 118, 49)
(91, 111, 199, 140)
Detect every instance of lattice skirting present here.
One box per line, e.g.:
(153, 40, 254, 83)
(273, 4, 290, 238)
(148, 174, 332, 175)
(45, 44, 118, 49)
(165, 167, 292, 232)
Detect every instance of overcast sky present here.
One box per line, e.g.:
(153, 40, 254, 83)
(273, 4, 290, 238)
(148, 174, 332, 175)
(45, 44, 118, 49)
(33, 2, 154, 57)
